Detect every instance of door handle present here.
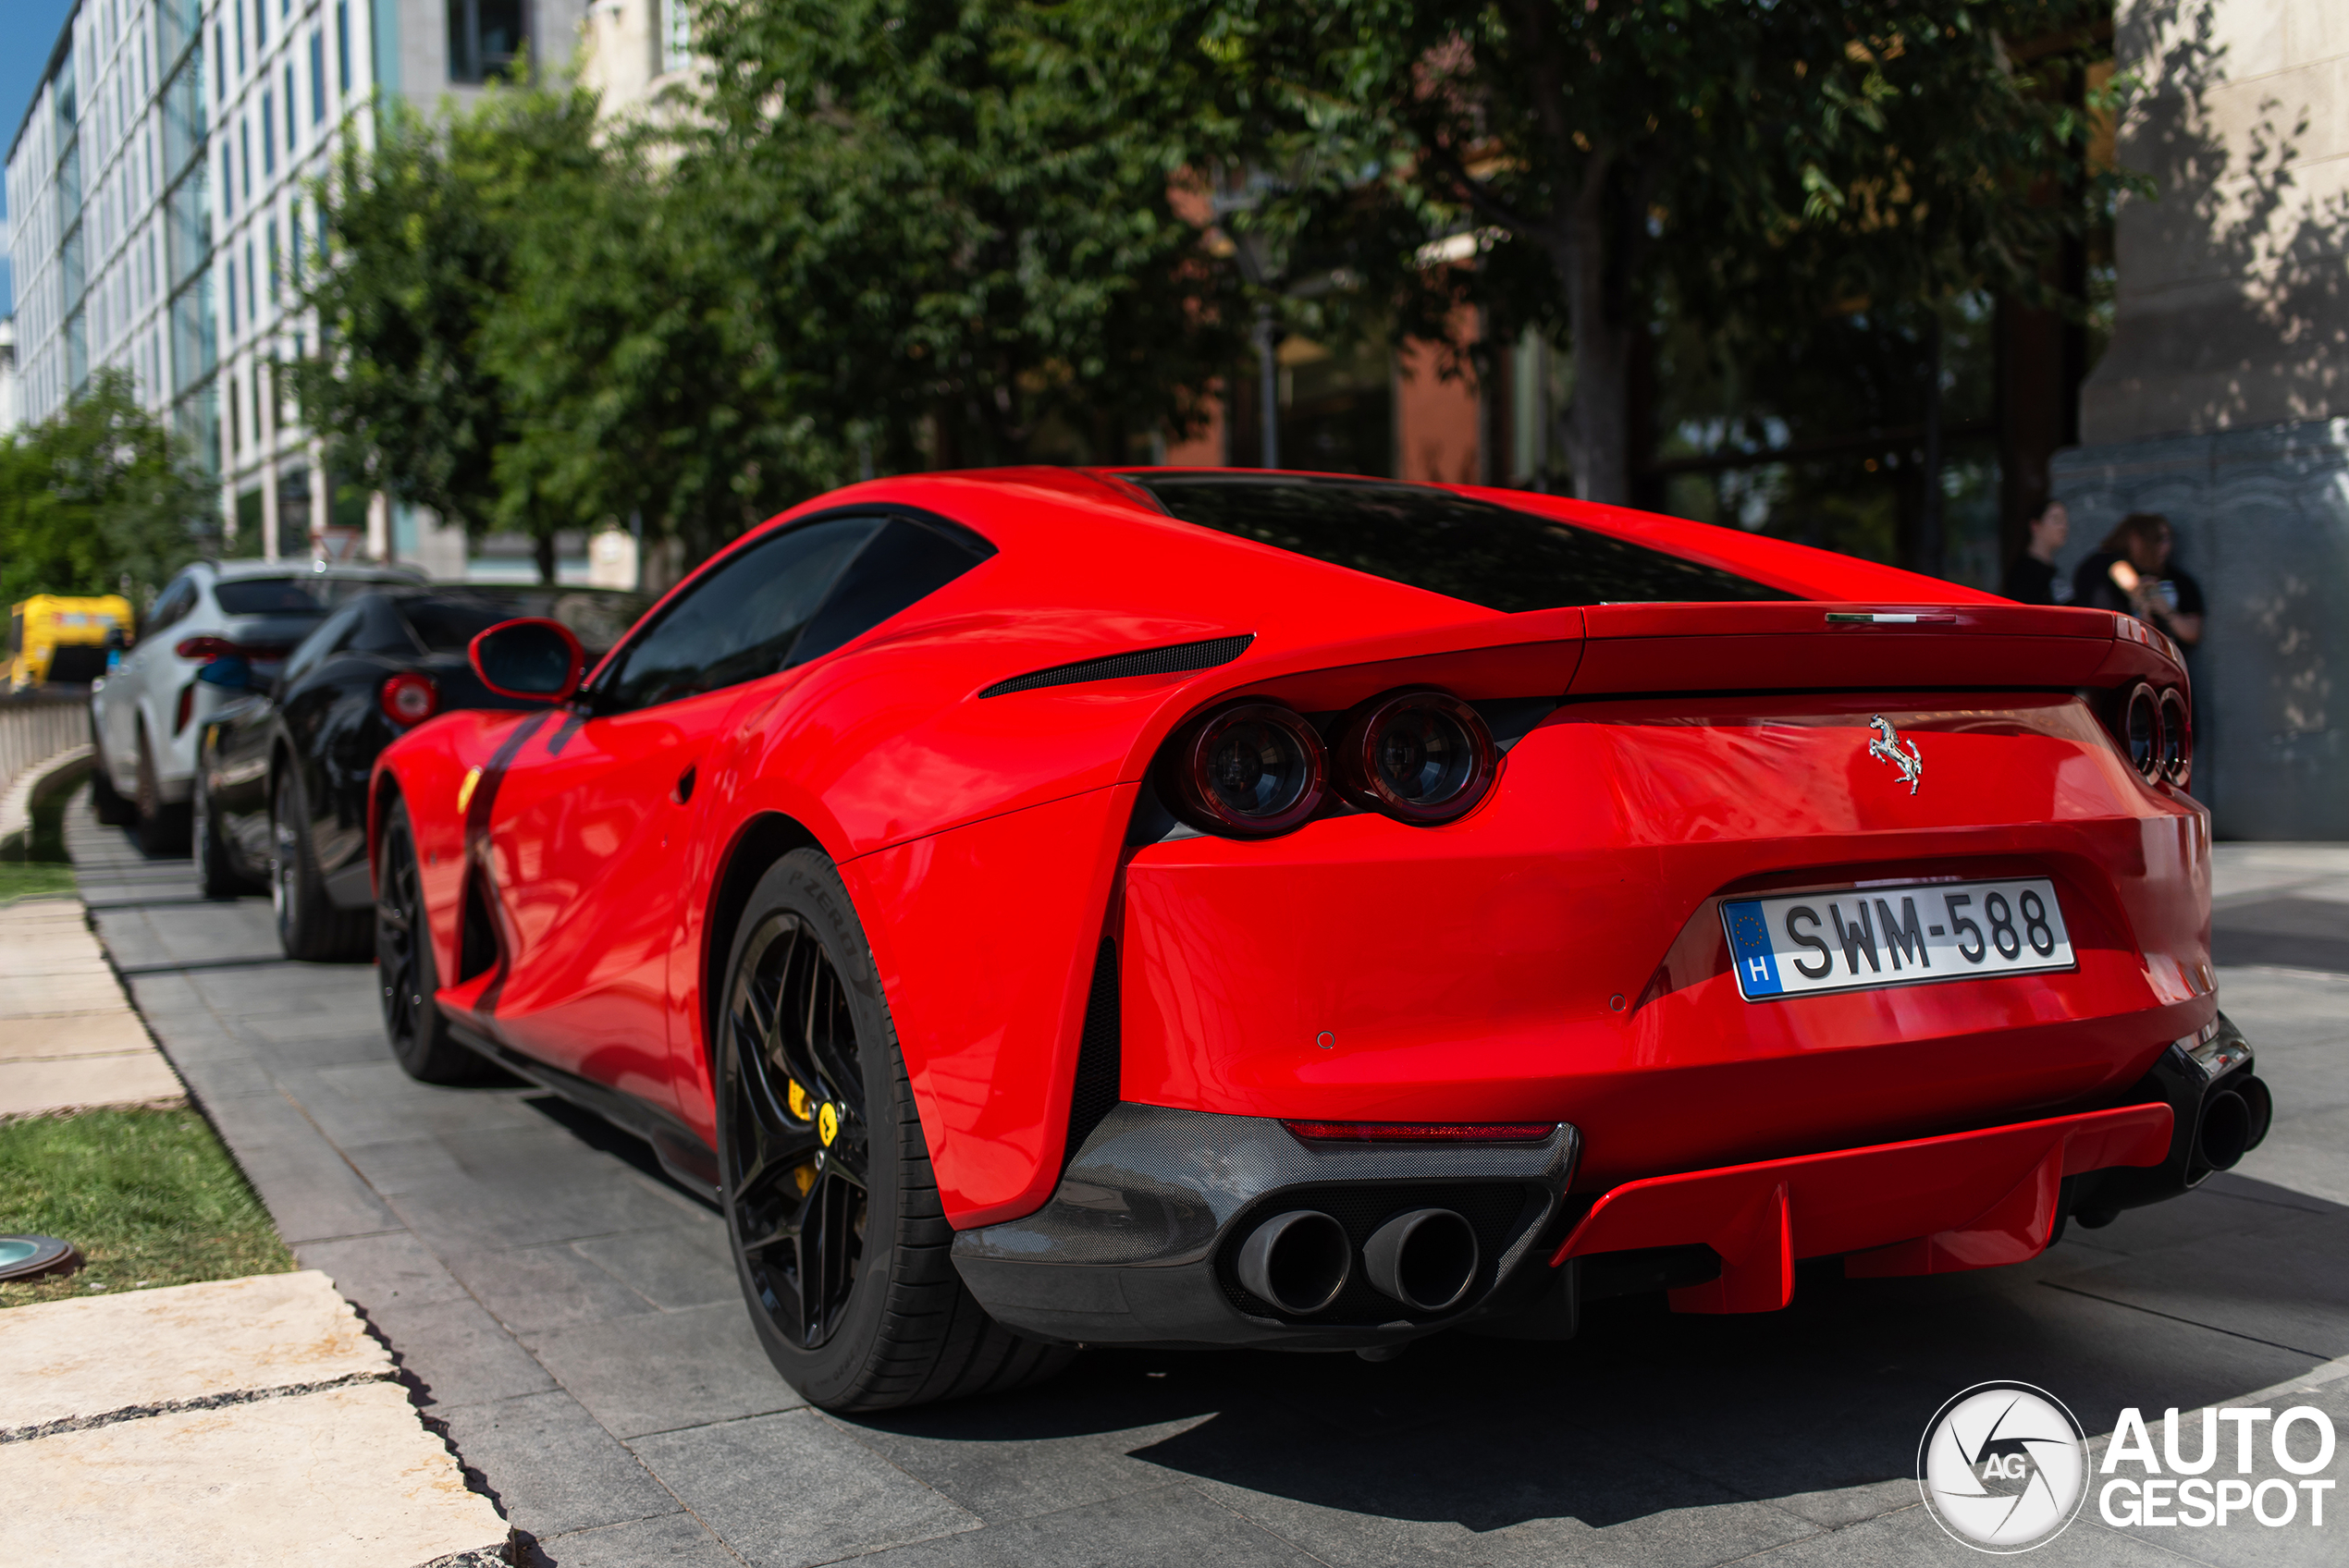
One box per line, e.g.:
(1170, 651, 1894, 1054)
(674, 765, 697, 804)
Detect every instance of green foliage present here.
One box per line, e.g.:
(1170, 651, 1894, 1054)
(683, 0, 1247, 475)
(297, 87, 609, 555)
(0, 370, 213, 606)
(0, 1108, 295, 1307)
(1204, 1, 2133, 500)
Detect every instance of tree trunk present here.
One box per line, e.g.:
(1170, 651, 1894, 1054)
(534, 533, 557, 585)
(1544, 167, 1634, 506)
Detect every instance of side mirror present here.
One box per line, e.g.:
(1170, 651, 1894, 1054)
(470, 618, 584, 704)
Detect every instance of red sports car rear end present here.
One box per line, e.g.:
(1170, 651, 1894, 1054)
(370, 468, 2268, 1407)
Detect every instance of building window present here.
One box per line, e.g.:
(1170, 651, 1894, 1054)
(220, 142, 233, 214)
(336, 2, 350, 92)
(215, 23, 227, 101)
(659, 0, 693, 74)
(262, 93, 275, 176)
(226, 256, 238, 335)
(310, 32, 325, 122)
(235, 4, 246, 74)
(253, 0, 266, 51)
(447, 0, 527, 86)
(285, 67, 297, 147)
(266, 218, 279, 301)
(240, 116, 252, 200)
(228, 373, 241, 453)
(246, 239, 257, 324)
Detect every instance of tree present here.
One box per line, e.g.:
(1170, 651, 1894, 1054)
(0, 370, 212, 606)
(297, 87, 607, 579)
(478, 116, 847, 570)
(1207, 1, 2129, 503)
(683, 0, 1247, 473)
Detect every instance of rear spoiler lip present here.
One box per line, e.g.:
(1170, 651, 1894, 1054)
(1580, 600, 2120, 641)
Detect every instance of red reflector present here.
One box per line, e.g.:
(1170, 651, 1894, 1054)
(380, 671, 441, 727)
(1280, 1121, 1556, 1144)
(175, 682, 196, 734)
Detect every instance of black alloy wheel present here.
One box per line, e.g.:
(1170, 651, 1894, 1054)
(375, 799, 492, 1084)
(725, 909, 871, 1352)
(718, 850, 1072, 1411)
(271, 769, 372, 961)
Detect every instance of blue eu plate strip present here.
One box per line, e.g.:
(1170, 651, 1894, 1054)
(1721, 900, 1782, 996)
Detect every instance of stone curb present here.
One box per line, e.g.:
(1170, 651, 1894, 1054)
(0, 741, 92, 858)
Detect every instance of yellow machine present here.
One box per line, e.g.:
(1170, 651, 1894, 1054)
(6, 595, 134, 691)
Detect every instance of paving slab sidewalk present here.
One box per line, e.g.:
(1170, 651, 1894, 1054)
(0, 892, 186, 1117)
(0, 1270, 510, 1566)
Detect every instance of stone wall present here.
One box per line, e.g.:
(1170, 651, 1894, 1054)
(2053, 422, 2348, 839)
(2059, 0, 2348, 839)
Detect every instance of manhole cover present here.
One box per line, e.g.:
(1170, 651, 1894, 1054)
(0, 1235, 80, 1281)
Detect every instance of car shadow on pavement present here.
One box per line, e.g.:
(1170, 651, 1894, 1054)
(845, 1176, 2349, 1534)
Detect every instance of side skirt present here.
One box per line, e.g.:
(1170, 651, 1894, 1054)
(447, 1021, 721, 1202)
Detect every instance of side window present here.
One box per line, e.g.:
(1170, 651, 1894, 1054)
(283, 604, 363, 683)
(352, 596, 424, 655)
(792, 518, 994, 666)
(145, 577, 198, 638)
(595, 516, 885, 716)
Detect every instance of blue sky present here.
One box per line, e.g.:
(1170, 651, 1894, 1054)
(1, 0, 80, 317)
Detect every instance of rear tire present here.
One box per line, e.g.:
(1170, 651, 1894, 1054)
(192, 748, 252, 898)
(133, 725, 190, 853)
(87, 718, 139, 827)
(375, 799, 495, 1084)
(272, 769, 372, 961)
(718, 849, 1074, 1413)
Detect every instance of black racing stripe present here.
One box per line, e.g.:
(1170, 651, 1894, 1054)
(464, 710, 554, 1018)
(544, 708, 588, 756)
(978, 634, 1253, 698)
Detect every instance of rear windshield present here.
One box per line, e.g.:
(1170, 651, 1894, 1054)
(1123, 474, 1791, 611)
(398, 590, 650, 655)
(215, 578, 337, 617)
(214, 575, 417, 617)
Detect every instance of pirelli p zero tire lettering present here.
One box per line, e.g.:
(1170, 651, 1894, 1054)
(376, 798, 495, 1084)
(717, 849, 1072, 1413)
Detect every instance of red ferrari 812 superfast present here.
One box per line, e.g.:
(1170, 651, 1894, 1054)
(369, 469, 2268, 1411)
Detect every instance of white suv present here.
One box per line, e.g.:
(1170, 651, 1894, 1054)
(91, 560, 424, 846)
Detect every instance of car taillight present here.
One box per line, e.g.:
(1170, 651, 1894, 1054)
(177, 635, 240, 661)
(380, 672, 441, 727)
(1281, 1121, 1557, 1143)
(175, 682, 196, 734)
(1162, 700, 1326, 838)
(2158, 687, 2192, 787)
(1334, 689, 1497, 825)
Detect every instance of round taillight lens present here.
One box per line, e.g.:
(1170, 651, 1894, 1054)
(1335, 690, 1497, 825)
(2158, 687, 2191, 787)
(1165, 702, 1326, 838)
(381, 671, 441, 727)
(2123, 684, 2161, 779)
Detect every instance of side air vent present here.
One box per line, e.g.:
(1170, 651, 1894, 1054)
(979, 634, 1253, 699)
(1062, 938, 1122, 1170)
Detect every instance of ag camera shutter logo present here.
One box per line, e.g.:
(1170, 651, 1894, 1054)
(1918, 1382, 2090, 1552)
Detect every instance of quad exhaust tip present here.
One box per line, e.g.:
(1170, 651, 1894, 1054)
(1363, 1207, 1480, 1313)
(1236, 1209, 1351, 1315)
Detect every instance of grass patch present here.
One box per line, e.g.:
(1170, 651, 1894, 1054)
(0, 863, 80, 904)
(0, 1108, 294, 1307)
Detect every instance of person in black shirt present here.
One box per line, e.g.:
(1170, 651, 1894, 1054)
(2001, 500, 2074, 605)
(2072, 512, 2204, 648)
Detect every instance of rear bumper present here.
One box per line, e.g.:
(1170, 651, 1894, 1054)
(951, 1053, 2256, 1346)
(1554, 1102, 2172, 1313)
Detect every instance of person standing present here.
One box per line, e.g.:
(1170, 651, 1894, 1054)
(2001, 500, 2074, 605)
(2072, 512, 2204, 648)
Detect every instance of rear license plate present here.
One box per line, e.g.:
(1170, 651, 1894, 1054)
(1720, 878, 2075, 1000)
